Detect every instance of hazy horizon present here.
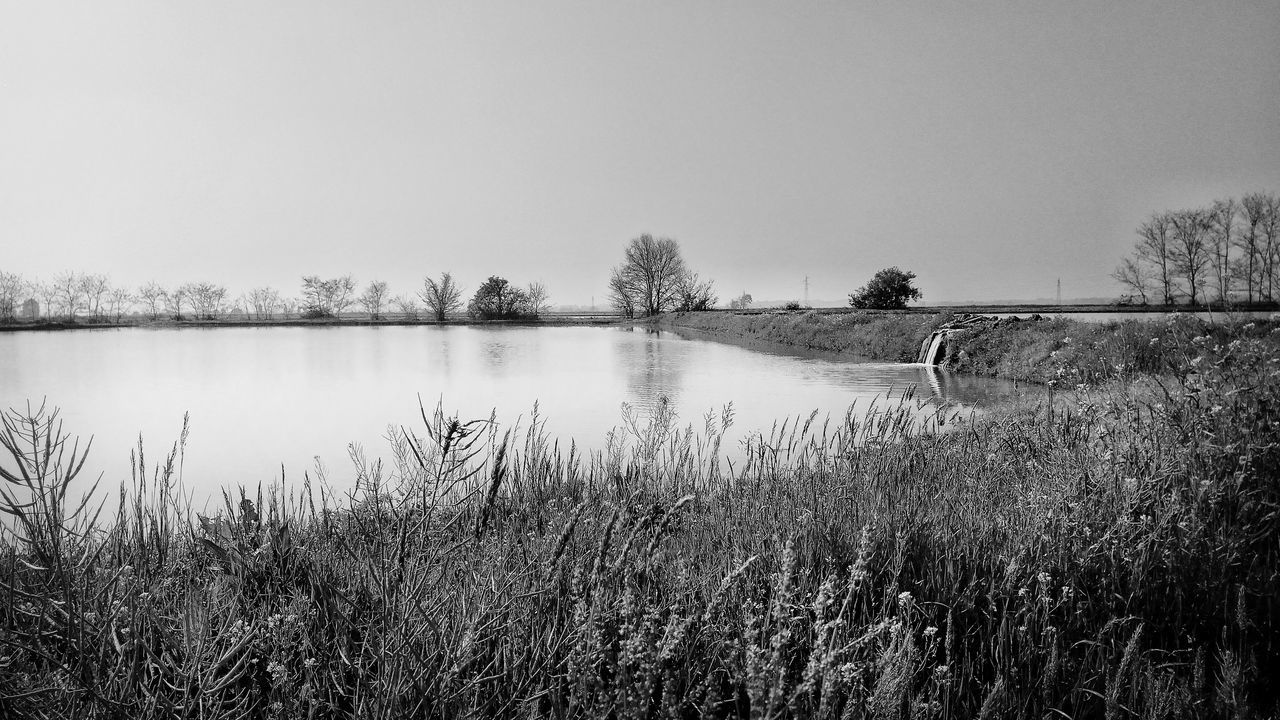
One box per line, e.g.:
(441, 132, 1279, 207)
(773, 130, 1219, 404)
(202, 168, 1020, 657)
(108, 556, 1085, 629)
(3, 1, 1278, 306)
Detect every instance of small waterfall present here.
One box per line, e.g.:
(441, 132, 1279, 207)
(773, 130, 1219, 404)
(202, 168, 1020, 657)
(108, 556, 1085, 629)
(919, 331, 947, 365)
(917, 334, 934, 364)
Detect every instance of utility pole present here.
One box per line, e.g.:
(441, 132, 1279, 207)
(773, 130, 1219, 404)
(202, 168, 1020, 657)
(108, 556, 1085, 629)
(804, 276, 810, 307)
(1056, 278, 1061, 306)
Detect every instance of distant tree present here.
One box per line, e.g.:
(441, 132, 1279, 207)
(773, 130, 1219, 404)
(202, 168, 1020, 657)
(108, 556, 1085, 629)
(280, 297, 298, 318)
(359, 280, 389, 319)
(36, 281, 59, 321)
(300, 275, 357, 318)
(186, 282, 227, 319)
(1236, 193, 1271, 302)
(1136, 212, 1178, 305)
(108, 288, 133, 322)
(1110, 257, 1149, 305)
(468, 276, 530, 320)
(1207, 198, 1236, 303)
(0, 271, 23, 322)
(53, 271, 84, 320)
(613, 235, 688, 316)
(1170, 209, 1211, 306)
(79, 274, 110, 320)
(728, 292, 753, 310)
(848, 267, 922, 309)
(419, 272, 464, 321)
(1262, 193, 1280, 301)
(526, 281, 550, 316)
(163, 285, 187, 320)
(137, 282, 166, 320)
(673, 271, 717, 311)
(608, 267, 637, 318)
(248, 286, 282, 320)
(392, 295, 420, 319)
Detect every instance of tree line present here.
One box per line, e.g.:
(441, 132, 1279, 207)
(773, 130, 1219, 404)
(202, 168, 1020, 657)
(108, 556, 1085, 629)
(1113, 191, 1280, 305)
(0, 271, 551, 324)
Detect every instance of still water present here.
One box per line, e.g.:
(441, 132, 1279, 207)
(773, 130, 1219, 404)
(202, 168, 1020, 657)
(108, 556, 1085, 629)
(0, 325, 1033, 508)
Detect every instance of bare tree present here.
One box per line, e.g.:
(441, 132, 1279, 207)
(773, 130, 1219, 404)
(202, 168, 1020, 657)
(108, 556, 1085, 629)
(301, 275, 356, 318)
(1262, 194, 1280, 301)
(137, 282, 166, 320)
(248, 286, 282, 320)
(419, 272, 464, 322)
(0, 271, 24, 322)
(608, 266, 638, 318)
(1206, 198, 1236, 304)
(1136, 213, 1177, 305)
(53, 271, 84, 320)
(615, 235, 688, 316)
(392, 295, 419, 319)
(359, 280, 389, 319)
(186, 282, 227, 319)
(36, 281, 59, 321)
(280, 297, 298, 318)
(1110, 257, 1149, 304)
(673, 271, 717, 311)
(1170, 209, 1211, 305)
(108, 287, 133, 322)
(1237, 193, 1271, 302)
(728, 292, 753, 310)
(164, 285, 187, 320)
(79, 274, 111, 320)
(526, 281, 550, 317)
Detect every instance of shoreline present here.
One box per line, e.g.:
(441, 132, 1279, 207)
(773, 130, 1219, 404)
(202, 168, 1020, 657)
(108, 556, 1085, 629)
(0, 314, 626, 332)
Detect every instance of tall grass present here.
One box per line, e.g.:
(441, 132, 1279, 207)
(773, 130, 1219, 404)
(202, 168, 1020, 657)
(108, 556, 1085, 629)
(1, 321, 1278, 718)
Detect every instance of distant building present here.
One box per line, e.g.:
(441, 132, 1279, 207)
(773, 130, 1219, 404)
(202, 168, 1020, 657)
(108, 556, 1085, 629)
(21, 298, 39, 320)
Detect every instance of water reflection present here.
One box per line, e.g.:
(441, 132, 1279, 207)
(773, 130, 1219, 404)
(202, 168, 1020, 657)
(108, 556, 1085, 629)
(0, 325, 1037, 507)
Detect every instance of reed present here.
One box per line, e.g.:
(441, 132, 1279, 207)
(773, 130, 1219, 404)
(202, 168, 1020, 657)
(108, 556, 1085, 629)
(1, 321, 1277, 718)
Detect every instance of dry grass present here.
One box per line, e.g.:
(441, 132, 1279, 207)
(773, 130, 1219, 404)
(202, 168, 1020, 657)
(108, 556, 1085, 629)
(1, 319, 1278, 718)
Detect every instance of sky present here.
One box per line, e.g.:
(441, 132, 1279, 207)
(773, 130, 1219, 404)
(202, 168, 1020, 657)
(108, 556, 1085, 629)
(2, 1, 1278, 306)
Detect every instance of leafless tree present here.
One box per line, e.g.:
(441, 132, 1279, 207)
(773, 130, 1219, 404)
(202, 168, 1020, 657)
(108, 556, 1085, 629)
(53, 271, 84, 320)
(79, 274, 110, 320)
(1206, 198, 1236, 304)
(0, 271, 24, 322)
(359, 280, 389, 319)
(163, 285, 187, 320)
(186, 282, 227, 319)
(608, 266, 638, 318)
(615, 235, 688, 316)
(1262, 194, 1280, 301)
(1110, 257, 1149, 304)
(1236, 193, 1271, 302)
(248, 287, 282, 319)
(108, 288, 133, 322)
(137, 282, 166, 320)
(1136, 213, 1177, 305)
(728, 292, 753, 310)
(280, 297, 298, 318)
(419, 272, 464, 321)
(525, 281, 550, 316)
(1170, 209, 1211, 306)
(301, 275, 356, 318)
(392, 295, 419, 319)
(36, 281, 59, 321)
(673, 271, 717, 311)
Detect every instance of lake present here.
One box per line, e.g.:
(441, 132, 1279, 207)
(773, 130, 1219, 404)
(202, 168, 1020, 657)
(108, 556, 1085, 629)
(0, 325, 1034, 510)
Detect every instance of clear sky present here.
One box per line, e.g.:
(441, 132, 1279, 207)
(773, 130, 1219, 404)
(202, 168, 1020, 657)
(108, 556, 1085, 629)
(3, 1, 1278, 305)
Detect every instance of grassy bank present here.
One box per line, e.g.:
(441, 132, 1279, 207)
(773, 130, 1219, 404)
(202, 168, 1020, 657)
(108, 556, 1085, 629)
(655, 309, 1280, 386)
(652, 310, 943, 363)
(1, 320, 1278, 717)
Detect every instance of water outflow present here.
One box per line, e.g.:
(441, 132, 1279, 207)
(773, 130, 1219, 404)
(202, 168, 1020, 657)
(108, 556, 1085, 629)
(917, 331, 947, 365)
